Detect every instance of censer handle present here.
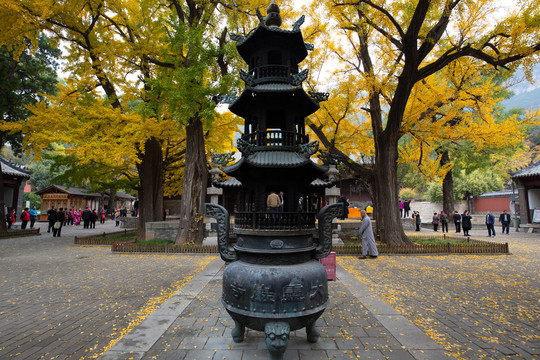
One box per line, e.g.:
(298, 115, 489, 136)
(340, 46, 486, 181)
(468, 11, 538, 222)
(315, 202, 345, 259)
(204, 203, 236, 262)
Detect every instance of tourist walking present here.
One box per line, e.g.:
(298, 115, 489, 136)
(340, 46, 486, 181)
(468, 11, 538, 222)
(6, 209, 15, 229)
(29, 206, 38, 229)
(403, 199, 411, 218)
(462, 210, 472, 236)
(47, 206, 56, 233)
(67, 208, 74, 225)
(358, 210, 378, 259)
(499, 210, 511, 234)
(90, 209, 98, 228)
(20, 208, 30, 229)
(100, 208, 106, 224)
(267, 191, 281, 213)
(297, 196, 304, 212)
(52, 208, 65, 237)
(114, 210, 121, 226)
(414, 211, 421, 231)
(74, 209, 81, 226)
(399, 200, 404, 217)
(432, 212, 439, 232)
(440, 211, 448, 233)
(337, 196, 349, 219)
(82, 207, 92, 229)
(486, 211, 496, 237)
(453, 210, 461, 233)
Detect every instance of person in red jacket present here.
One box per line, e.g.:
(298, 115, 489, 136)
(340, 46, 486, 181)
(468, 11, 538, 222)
(21, 208, 31, 229)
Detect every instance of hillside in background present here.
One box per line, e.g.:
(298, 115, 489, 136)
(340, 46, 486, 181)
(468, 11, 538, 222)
(501, 87, 540, 110)
(501, 65, 540, 111)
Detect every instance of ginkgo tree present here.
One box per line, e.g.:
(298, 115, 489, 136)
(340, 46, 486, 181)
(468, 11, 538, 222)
(0, 0, 253, 241)
(305, 0, 540, 245)
(397, 60, 539, 216)
(0, 0, 171, 238)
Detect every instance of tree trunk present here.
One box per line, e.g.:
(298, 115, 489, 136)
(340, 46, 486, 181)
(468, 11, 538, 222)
(176, 117, 208, 245)
(0, 162, 7, 233)
(107, 187, 116, 215)
(440, 150, 455, 218)
(373, 132, 413, 246)
(137, 137, 164, 240)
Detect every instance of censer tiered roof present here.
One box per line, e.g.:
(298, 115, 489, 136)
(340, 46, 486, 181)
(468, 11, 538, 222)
(228, 2, 322, 119)
(221, 0, 331, 189)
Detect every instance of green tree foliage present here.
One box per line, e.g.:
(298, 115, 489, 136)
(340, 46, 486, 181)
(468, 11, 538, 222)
(426, 169, 503, 203)
(0, 35, 59, 232)
(27, 154, 67, 191)
(23, 192, 41, 210)
(0, 35, 59, 149)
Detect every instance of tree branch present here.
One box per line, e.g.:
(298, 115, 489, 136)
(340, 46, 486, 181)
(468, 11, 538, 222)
(418, 42, 540, 80)
(417, 0, 460, 62)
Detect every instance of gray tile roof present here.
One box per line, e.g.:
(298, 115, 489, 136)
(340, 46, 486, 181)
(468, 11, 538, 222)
(511, 160, 540, 178)
(216, 176, 331, 188)
(248, 151, 311, 167)
(36, 185, 135, 199)
(217, 177, 242, 187)
(0, 157, 31, 179)
(247, 83, 299, 92)
(36, 185, 102, 197)
(310, 178, 333, 187)
(478, 189, 517, 198)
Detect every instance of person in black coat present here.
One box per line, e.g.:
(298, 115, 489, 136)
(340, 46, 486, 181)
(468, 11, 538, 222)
(461, 210, 472, 236)
(403, 199, 411, 218)
(432, 212, 439, 232)
(499, 210, 511, 234)
(414, 211, 421, 231)
(81, 207, 92, 229)
(90, 210, 98, 228)
(53, 208, 65, 237)
(337, 196, 349, 220)
(453, 211, 461, 233)
(47, 206, 57, 233)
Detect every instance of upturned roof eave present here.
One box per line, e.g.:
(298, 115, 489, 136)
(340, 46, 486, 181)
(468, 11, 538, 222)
(510, 159, 540, 179)
(236, 25, 308, 63)
(229, 86, 319, 118)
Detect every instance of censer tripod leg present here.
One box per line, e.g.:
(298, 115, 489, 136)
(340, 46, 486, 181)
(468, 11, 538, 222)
(306, 321, 320, 343)
(231, 320, 245, 343)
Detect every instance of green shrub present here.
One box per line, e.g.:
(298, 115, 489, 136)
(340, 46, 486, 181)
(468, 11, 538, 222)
(136, 239, 175, 245)
(399, 187, 416, 199)
(411, 237, 469, 245)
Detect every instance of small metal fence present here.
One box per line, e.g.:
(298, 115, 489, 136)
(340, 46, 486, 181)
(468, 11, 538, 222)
(234, 211, 316, 231)
(336, 233, 509, 255)
(334, 242, 509, 255)
(77, 229, 509, 255)
(111, 242, 219, 254)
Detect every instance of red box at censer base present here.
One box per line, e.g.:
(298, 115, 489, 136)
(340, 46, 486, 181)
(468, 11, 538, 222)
(319, 251, 336, 281)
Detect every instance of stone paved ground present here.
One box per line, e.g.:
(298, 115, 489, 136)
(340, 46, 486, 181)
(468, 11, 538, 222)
(0, 221, 215, 360)
(2, 221, 539, 360)
(340, 228, 540, 359)
(102, 259, 447, 360)
(138, 277, 413, 360)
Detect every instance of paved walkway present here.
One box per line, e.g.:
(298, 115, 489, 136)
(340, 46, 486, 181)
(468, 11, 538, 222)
(340, 228, 540, 360)
(1, 222, 538, 359)
(0, 221, 215, 360)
